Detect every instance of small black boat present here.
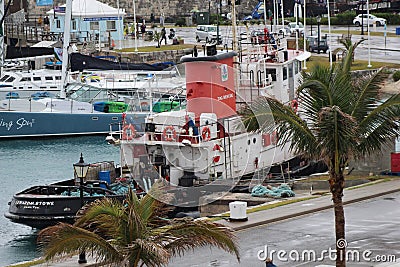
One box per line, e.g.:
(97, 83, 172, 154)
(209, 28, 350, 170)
(5, 161, 145, 229)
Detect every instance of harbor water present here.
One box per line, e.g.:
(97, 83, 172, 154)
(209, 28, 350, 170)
(0, 136, 120, 266)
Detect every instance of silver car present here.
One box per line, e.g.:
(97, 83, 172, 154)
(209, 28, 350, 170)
(195, 25, 221, 43)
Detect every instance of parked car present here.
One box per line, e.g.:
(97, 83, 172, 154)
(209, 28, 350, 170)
(195, 25, 222, 43)
(287, 22, 304, 36)
(306, 36, 329, 53)
(353, 14, 386, 27)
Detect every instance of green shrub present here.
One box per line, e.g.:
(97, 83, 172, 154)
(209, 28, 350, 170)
(393, 71, 400, 81)
(174, 17, 186, 27)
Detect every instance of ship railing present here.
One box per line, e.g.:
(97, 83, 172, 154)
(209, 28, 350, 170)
(22, 184, 115, 196)
(125, 121, 221, 144)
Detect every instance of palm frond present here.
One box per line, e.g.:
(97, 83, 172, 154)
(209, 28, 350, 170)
(159, 218, 240, 262)
(38, 223, 123, 264)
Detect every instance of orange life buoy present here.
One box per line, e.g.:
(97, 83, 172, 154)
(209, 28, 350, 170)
(291, 99, 298, 112)
(162, 126, 177, 142)
(122, 124, 136, 140)
(201, 126, 211, 141)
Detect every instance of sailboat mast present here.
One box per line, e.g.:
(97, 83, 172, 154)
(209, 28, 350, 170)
(60, 0, 73, 99)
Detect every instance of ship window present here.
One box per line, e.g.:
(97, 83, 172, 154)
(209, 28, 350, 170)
(265, 68, 276, 81)
(92, 117, 99, 121)
(21, 77, 30, 81)
(19, 87, 23, 89)
(289, 64, 293, 78)
(112, 117, 119, 120)
(55, 76, 61, 80)
(40, 86, 47, 89)
(45, 76, 53, 81)
(5, 76, 15, 82)
(253, 138, 256, 144)
(0, 75, 10, 82)
(50, 86, 57, 89)
(33, 77, 42, 81)
(247, 140, 250, 145)
(283, 67, 288, 80)
(294, 61, 299, 74)
(56, 19, 61, 29)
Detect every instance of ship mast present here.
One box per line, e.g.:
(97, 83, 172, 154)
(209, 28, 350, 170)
(60, 0, 73, 99)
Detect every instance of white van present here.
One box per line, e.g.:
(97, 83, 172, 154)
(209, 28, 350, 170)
(195, 25, 222, 43)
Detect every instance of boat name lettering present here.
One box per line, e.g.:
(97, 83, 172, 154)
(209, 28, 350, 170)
(0, 118, 36, 131)
(16, 200, 55, 206)
(217, 93, 234, 101)
(0, 118, 13, 131)
(16, 118, 35, 129)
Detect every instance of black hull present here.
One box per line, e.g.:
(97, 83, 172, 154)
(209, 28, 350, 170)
(5, 179, 130, 229)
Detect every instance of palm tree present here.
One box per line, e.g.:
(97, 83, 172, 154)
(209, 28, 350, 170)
(335, 38, 365, 62)
(240, 44, 400, 266)
(38, 182, 240, 267)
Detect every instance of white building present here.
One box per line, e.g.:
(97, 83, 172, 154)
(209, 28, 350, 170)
(46, 0, 125, 44)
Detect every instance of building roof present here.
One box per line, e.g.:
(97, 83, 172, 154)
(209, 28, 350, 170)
(47, 0, 125, 17)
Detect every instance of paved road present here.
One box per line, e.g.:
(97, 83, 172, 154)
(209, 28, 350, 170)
(169, 192, 400, 267)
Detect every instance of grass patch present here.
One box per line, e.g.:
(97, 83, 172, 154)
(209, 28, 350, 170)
(307, 56, 400, 70)
(346, 178, 392, 190)
(324, 29, 398, 38)
(8, 258, 45, 267)
(118, 44, 194, 53)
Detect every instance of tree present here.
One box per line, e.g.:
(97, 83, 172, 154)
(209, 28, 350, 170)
(240, 45, 400, 266)
(38, 182, 240, 267)
(335, 38, 365, 62)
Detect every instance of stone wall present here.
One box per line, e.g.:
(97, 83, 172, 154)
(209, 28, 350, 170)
(96, 47, 193, 64)
(26, 0, 260, 19)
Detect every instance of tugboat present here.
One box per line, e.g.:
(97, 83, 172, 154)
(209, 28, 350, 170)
(4, 153, 147, 229)
(109, 34, 313, 207)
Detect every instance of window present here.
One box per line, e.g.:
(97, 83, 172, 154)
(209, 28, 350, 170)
(45, 76, 53, 81)
(33, 77, 42, 81)
(0, 75, 10, 82)
(107, 20, 116, 30)
(294, 61, 299, 74)
(265, 68, 277, 81)
(21, 77, 31, 82)
(56, 19, 61, 29)
(283, 66, 288, 81)
(90, 21, 99, 30)
(6, 76, 15, 82)
(55, 76, 61, 80)
(72, 19, 77, 30)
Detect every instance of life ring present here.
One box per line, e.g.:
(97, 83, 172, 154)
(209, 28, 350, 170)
(122, 124, 136, 140)
(201, 126, 211, 141)
(162, 126, 177, 142)
(291, 99, 298, 113)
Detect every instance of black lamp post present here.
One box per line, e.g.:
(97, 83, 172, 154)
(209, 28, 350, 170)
(361, 1, 364, 35)
(317, 15, 321, 54)
(73, 153, 89, 264)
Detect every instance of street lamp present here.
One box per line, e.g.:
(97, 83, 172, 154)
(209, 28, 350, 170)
(73, 153, 90, 264)
(361, 1, 364, 35)
(317, 15, 321, 54)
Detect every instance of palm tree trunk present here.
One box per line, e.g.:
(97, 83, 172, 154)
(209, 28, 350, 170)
(329, 172, 346, 267)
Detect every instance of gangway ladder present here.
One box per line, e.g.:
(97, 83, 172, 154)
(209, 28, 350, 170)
(223, 119, 234, 179)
